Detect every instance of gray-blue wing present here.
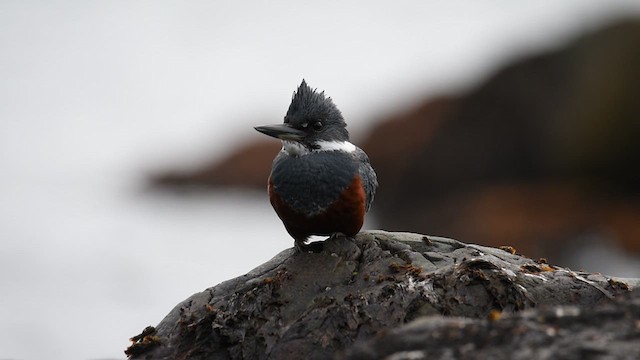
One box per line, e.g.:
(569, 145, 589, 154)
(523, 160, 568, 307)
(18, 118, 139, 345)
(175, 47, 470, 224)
(354, 147, 378, 212)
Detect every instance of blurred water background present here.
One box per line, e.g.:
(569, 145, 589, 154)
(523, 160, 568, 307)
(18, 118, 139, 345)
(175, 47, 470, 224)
(1, 2, 639, 359)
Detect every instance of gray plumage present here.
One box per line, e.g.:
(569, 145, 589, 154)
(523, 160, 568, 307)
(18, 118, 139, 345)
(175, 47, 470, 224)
(270, 147, 377, 216)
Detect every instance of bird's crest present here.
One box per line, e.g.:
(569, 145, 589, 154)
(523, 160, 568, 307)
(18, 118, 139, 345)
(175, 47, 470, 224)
(286, 80, 342, 121)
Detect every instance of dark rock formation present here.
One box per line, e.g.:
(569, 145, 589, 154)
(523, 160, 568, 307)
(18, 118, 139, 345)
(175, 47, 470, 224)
(346, 290, 640, 360)
(367, 19, 640, 262)
(152, 140, 279, 190)
(126, 231, 637, 360)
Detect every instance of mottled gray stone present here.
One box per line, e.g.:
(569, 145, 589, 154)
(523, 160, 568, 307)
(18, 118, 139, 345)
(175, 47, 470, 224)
(126, 231, 637, 360)
(345, 290, 640, 360)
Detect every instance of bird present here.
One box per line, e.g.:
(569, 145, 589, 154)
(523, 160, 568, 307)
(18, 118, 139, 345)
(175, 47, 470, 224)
(255, 80, 378, 252)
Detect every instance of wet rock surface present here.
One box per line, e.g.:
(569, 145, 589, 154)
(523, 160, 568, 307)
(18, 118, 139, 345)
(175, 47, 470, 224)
(346, 290, 640, 360)
(126, 231, 637, 359)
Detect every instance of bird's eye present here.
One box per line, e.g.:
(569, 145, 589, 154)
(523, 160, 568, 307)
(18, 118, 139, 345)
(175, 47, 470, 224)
(312, 121, 323, 131)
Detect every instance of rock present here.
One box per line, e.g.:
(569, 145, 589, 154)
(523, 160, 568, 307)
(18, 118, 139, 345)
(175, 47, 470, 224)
(345, 290, 640, 360)
(368, 19, 640, 263)
(151, 140, 280, 190)
(126, 231, 636, 360)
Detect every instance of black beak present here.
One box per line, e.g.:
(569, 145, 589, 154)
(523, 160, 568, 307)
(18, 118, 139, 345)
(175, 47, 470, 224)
(254, 124, 305, 141)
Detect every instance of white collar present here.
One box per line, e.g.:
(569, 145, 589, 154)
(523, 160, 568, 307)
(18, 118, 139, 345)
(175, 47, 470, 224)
(282, 140, 356, 156)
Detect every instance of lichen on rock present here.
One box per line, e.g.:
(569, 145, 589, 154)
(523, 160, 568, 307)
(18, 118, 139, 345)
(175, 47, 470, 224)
(127, 230, 636, 360)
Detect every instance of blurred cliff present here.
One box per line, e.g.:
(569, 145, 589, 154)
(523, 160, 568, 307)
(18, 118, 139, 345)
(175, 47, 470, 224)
(152, 19, 640, 269)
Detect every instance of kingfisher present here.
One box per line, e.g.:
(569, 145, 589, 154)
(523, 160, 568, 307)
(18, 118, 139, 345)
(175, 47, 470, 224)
(255, 80, 378, 252)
